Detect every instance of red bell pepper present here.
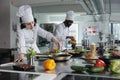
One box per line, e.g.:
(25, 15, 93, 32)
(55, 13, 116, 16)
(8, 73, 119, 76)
(94, 59, 106, 67)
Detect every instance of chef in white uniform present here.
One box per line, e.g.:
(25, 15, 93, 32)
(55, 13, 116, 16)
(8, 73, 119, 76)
(50, 10, 74, 50)
(15, 5, 61, 62)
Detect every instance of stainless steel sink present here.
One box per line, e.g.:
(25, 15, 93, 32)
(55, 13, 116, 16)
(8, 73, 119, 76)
(54, 72, 120, 80)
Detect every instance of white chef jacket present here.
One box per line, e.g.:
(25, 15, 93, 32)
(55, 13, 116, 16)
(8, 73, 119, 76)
(17, 23, 53, 54)
(50, 23, 69, 50)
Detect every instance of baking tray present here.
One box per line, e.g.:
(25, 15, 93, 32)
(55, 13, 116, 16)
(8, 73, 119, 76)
(13, 64, 34, 71)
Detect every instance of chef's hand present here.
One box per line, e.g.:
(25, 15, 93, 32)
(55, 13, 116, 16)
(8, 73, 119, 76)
(51, 36, 62, 50)
(14, 53, 24, 62)
(66, 36, 73, 39)
(112, 51, 120, 56)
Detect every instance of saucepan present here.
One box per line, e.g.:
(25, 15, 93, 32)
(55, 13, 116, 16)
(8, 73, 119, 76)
(51, 53, 72, 62)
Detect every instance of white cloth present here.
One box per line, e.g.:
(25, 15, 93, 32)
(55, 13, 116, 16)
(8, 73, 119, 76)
(65, 10, 74, 21)
(17, 24, 53, 54)
(16, 5, 34, 23)
(50, 23, 69, 50)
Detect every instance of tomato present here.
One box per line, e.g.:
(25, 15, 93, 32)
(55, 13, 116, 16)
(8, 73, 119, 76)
(94, 59, 106, 67)
(50, 49, 56, 53)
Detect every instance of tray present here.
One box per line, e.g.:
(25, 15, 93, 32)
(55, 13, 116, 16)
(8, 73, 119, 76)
(13, 64, 34, 71)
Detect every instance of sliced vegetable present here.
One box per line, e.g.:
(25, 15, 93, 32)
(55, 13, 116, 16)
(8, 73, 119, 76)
(50, 49, 61, 54)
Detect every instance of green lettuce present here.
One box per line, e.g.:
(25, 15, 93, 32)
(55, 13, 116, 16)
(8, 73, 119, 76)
(25, 48, 37, 57)
(109, 60, 120, 73)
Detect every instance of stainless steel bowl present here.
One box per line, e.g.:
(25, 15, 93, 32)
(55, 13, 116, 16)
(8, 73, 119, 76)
(52, 54, 72, 61)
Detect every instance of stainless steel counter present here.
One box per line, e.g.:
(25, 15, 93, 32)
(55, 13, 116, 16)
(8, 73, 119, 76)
(0, 58, 85, 74)
(0, 58, 120, 80)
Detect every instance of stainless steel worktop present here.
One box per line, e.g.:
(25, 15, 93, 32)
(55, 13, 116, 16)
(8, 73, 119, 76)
(0, 58, 120, 80)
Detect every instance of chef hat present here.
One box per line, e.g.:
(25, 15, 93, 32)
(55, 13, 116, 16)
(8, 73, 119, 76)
(16, 5, 34, 23)
(65, 10, 74, 21)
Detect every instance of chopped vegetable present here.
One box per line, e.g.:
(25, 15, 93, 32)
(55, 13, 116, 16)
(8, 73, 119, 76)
(71, 65, 104, 73)
(109, 59, 120, 73)
(74, 48, 86, 53)
(50, 49, 60, 54)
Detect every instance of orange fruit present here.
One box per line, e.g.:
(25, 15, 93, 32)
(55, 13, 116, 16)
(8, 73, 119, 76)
(43, 59, 56, 70)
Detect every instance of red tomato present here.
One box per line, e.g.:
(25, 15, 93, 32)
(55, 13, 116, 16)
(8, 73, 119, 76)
(94, 59, 106, 67)
(51, 49, 56, 53)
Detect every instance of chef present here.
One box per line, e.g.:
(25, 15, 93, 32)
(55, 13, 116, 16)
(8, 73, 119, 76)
(15, 5, 61, 62)
(50, 10, 75, 50)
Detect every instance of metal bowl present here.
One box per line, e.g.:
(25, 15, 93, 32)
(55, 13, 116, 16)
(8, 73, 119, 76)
(52, 54, 72, 62)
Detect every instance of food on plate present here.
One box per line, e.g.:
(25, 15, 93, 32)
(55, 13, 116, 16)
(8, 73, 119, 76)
(19, 64, 33, 69)
(43, 59, 56, 70)
(65, 48, 86, 54)
(13, 64, 34, 71)
(113, 47, 120, 51)
(103, 50, 111, 56)
(94, 59, 106, 67)
(112, 47, 120, 56)
(64, 49, 74, 54)
(74, 48, 86, 53)
(50, 49, 61, 54)
(109, 59, 120, 73)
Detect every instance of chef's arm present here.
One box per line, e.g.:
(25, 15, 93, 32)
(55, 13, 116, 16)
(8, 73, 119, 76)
(15, 30, 26, 62)
(37, 26, 62, 49)
(66, 36, 74, 39)
(51, 36, 62, 49)
(15, 53, 24, 62)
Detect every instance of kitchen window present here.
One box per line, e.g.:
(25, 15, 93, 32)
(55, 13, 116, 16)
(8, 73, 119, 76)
(112, 23, 120, 40)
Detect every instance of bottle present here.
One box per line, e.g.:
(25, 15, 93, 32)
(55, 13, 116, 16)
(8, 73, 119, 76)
(90, 43, 96, 53)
